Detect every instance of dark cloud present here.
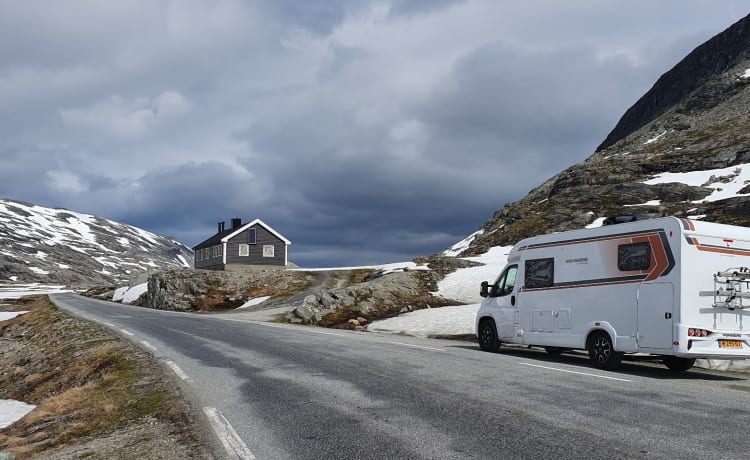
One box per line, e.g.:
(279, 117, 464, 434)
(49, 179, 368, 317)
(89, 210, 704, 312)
(1, 1, 748, 267)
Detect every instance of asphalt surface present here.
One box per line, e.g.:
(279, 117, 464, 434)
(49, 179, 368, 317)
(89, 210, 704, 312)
(50, 293, 750, 459)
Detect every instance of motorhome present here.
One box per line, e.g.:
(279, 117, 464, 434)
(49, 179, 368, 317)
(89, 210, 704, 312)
(476, 216, 750, 371)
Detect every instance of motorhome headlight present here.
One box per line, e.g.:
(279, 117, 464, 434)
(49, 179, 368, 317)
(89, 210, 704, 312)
(688, 328, 711, 337)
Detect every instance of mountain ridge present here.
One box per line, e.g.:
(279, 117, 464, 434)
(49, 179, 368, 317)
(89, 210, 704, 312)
(0, 198, 193, 285)
(455, 12, 750, 258)
(597, 12, 750, 151)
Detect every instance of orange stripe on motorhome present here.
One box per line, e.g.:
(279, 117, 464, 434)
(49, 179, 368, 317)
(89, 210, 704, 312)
(526, 231, 663, 250)
(683, 219, 695, 231)
(695, 245, 750, 256)
(522, 278, 646, 292)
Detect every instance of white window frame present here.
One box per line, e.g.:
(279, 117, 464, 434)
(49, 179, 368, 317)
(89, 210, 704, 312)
(263, 245, 274, 258)
(239, 244, 249, 257)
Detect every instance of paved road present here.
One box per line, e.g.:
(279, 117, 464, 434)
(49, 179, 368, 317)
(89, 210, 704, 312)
(50, 293, 750, 459)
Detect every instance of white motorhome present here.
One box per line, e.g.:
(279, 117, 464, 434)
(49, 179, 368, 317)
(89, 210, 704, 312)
(476, 216, 750, 371)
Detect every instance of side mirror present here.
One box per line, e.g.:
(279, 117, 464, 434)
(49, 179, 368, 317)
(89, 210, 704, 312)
(480, 281, 489, 298)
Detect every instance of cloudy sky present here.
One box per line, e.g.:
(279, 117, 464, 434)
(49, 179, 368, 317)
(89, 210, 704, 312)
(1, 1, 748, 267)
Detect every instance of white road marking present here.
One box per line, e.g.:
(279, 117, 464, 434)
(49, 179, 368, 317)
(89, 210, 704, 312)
(165, 360, 191, 381)
(389, 341, 446, 352)
(119, 328, 134, 336)
(203, 407, 256, 460)
(140, 340, 157, 352)
(520, 363, 633, 382)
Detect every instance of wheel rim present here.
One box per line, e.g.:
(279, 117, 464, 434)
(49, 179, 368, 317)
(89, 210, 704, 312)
(479, 323, 494, 346)
(592, 336, 611, 363)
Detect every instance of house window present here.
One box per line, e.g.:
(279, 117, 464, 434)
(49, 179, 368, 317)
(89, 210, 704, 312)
(525, 258, 554, 288)
(239, 244, 249, 256)
(263, 245, 274, 258)
(248, 228, 257, 245)
(618, 242, 651, 271)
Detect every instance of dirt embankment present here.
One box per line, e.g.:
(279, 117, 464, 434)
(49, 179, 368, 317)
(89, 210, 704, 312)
(0, 296, 213, 459)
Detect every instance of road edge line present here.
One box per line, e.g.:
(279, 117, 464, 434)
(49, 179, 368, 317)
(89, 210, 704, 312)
(203, 406, 256, 459)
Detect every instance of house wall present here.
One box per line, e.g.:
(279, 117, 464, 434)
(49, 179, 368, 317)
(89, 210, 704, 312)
(225, 224, 286, 266)
(194, 244, 224, 270)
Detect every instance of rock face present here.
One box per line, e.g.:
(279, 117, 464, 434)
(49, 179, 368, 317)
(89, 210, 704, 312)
(0, 199, 193, 285)
(598, 13, 750, 151)
(139, 267, 313, 311)
(458, 13, 750, 257)
(285, 270, 454, 327)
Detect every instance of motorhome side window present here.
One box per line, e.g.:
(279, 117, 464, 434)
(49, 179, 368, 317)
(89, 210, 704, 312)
(525, 258, 554, 288)
(494, 265, 518, 296)
(618, 242, 651, 271)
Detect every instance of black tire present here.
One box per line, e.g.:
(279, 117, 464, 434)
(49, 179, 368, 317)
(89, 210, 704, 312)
(588, 331, 623, 370)
(544, 346, 565, 356)
(478, 320, 500, 353)
(662, 356, 696, 372)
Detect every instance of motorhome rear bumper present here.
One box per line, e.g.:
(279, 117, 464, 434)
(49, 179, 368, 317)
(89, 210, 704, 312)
(673, 326, 750, 359)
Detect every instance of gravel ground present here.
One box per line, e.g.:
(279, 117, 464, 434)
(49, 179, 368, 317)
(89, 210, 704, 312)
(0, 296, 214, 459)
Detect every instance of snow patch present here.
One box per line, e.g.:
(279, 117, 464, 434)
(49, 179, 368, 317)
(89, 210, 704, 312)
(624, 200, 661, 207)
(0, 311, 29, 322)
(112, 286, 128, 302)
(369, 304, 479, 338)
(237, 296, 272, 309)
(740, 68, 750, 79)
(0, 399, 36, 429)
(295, 261, 429, 273)
(643, 164, 750, 202)
(443, 229, 484, 257)
(175, 254, 190, 268)
(122, 283, 148, 304)
(644, 130, 667, 144)
(436, 246, 511, 304)
(28, 267, 49, 275)
(585, 217, 607, 229)
(0, 284, 70, 299)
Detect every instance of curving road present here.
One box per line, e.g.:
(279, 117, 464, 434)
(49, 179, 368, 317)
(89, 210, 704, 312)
(50, 293, 750, 459)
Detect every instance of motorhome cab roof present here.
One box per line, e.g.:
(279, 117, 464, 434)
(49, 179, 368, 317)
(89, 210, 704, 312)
(476, 216, 750, 372)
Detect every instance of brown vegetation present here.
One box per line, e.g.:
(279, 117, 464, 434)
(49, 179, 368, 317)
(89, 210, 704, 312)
(0, 296, 211, 459)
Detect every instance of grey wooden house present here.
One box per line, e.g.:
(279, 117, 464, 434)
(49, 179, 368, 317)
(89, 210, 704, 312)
(193, 218, 291, 270)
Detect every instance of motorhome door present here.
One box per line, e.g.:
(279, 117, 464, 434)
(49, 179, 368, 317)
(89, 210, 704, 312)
(637, 283, 674, 350)
(488, 264, 518, 338)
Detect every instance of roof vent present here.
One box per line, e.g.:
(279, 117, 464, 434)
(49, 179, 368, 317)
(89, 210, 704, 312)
(231, 218, 242, 229)
(602, 215, 653, 226)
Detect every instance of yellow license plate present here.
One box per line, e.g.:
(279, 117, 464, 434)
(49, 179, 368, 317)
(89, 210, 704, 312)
(719, 340, 743, 349)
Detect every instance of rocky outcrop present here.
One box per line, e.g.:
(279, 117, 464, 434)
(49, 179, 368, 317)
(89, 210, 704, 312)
(285, 270, 455, 327)
(139, 267, 312, 311)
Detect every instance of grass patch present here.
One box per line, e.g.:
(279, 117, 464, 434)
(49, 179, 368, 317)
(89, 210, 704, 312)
(346, 269, 374, 286)
(0, 296, 203, 458)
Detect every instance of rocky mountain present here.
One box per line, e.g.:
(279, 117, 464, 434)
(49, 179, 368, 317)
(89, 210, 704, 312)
(456, 12, 750, 257)
(0, 199, 193, 285)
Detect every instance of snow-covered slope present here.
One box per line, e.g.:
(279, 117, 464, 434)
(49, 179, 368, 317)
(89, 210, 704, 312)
(0, 199, 193, 285)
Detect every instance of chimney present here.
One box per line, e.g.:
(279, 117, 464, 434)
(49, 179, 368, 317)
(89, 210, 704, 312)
(231, 218, 242, 229)
(217, 221, 225, 233)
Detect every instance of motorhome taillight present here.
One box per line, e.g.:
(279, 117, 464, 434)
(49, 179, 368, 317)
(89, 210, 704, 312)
(688, 328, 711, 337)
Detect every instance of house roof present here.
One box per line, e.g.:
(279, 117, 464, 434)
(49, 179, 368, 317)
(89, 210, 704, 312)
(192, 218, 291, 250)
